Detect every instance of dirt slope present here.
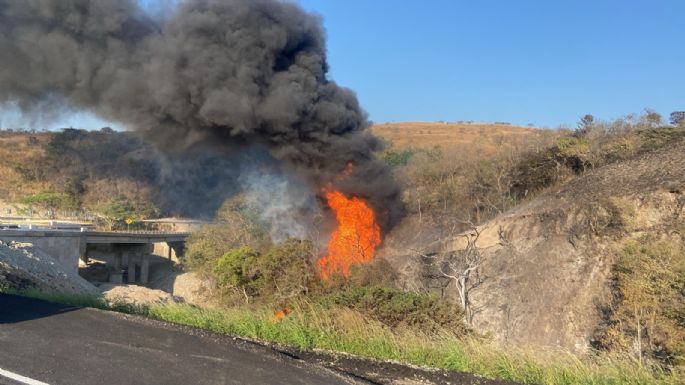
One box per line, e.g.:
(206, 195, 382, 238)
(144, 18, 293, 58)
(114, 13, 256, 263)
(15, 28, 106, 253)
(393, 138, 685, 350)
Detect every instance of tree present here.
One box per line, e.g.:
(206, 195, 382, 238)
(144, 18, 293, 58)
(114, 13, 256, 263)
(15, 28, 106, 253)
(94, 195, 157, 230)
(414, 223, 486, 326)
(574, 114, 595, 137)
(670, 111, 685, 126)
(641, 109, 662, 128)
(20, 192, 77, 219)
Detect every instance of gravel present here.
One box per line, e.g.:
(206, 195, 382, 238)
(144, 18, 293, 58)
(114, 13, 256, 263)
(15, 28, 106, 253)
(0, 241, 99, 295)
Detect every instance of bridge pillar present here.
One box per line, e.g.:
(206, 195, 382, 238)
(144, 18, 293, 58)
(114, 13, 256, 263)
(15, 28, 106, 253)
(114, 250, 123, 271)
(79, 236, 88, 264)
(127, 254, 137, 283)
(140, 254, 150, 285)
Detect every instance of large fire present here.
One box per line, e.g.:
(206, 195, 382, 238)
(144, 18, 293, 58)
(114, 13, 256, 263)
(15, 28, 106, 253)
(317, 188, 381, 280)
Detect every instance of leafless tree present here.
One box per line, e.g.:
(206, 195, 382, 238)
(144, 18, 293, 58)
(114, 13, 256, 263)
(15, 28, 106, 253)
(413, 221, 486, 326)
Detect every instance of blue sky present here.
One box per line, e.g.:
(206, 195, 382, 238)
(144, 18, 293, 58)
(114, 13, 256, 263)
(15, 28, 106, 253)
(2, 0, 683, 129)
(297, 0, 684, 127)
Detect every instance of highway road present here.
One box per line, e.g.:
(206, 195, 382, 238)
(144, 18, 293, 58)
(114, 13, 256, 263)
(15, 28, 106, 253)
(0, 294, 359, 385)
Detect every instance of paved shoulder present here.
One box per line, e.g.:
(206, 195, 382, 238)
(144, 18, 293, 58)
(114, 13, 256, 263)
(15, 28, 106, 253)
(0, 294, 359, 385)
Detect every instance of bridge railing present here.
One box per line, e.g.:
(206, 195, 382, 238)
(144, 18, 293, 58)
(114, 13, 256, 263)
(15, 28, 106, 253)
(86, 230, 192, 236)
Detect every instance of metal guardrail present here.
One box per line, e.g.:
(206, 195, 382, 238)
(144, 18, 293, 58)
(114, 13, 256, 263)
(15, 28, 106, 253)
(87, 230, 191, 236)
(0, 227, 191, 237)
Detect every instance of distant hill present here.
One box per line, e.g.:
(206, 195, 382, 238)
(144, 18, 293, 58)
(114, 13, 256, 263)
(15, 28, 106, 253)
(371, 122, 552, 155)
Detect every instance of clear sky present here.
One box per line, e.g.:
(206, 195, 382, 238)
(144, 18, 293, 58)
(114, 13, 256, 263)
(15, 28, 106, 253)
(297, 0, 685, 127)
(2, 0, 683, 129)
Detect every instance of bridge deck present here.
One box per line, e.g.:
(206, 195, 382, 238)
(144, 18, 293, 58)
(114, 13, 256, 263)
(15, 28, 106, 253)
(0, 229, 189, 243)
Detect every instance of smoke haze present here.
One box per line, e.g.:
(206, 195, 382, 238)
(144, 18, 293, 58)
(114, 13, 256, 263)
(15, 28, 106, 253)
(0, 0, 403, 230)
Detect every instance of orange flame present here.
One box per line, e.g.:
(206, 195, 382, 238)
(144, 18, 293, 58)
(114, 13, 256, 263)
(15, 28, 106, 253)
(317, 189, 381, 280)
(272, 307, 291, 322)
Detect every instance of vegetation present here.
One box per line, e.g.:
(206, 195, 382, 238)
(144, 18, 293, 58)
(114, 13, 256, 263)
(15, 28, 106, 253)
(596, 237, 685, 367)
(4, 288, 682, 385)
(0, 127, 242, 221)
(212, 240, 317, 303)
(387, 111, 685, 235)
(19, 192, 77, 218)
(2, 110, 684, 383)
(185, 195, 271, 272)
(94, 195, 158, 230)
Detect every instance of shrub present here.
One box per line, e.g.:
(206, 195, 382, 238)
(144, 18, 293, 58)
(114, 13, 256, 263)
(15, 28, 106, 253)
(20, 192, 78, 217)
(320, 285, 468, 335)
(347, 258, 399, 288)
(184, 195, 270, 272)
(210, 239, 318, 304)
(379, 149, 415, 167)
(214, 247, 262, 300)
(259, 239, 318, 300)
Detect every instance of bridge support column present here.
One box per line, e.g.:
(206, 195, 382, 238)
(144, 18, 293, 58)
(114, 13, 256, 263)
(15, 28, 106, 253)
(140, 254, 150, 285)
(79, 237, 88, 264)
(114, 250, 122, 271)
(110, 249, 124, 283)
(128, 255, 137, 283)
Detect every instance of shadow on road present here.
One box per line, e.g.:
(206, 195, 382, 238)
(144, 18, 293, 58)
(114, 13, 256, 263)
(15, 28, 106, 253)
(0, 293, 80, 324)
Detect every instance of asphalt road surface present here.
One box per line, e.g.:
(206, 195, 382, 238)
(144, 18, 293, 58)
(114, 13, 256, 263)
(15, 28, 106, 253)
(0, 294, 360, 385)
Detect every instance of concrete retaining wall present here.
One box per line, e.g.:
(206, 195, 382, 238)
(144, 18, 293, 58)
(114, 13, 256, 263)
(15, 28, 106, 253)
(0, 231, 83, 274)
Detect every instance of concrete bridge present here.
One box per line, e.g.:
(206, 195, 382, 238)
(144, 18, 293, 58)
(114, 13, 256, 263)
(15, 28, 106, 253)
(0, 229, 190, 284)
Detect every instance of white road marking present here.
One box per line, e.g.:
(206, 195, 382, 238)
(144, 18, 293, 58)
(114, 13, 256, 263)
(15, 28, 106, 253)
(0, 367, 50, 385)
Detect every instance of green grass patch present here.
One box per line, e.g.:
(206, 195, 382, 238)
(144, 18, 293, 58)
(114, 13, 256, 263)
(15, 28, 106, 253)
(6, 289, 683, 385)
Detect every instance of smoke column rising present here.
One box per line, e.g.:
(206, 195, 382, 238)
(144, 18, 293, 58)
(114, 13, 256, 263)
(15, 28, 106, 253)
(0, 0, 403, 229)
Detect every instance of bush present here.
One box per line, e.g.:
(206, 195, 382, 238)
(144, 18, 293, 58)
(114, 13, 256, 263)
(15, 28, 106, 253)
(320, 285, 468, 335)
(184, 195, 270, 272)
(20, 192, 78, 217)
(259, 239, 318, 300)
(210, 239, 318, 304)
(379, 149, 415, 167)
(214, 247, 262, 300)
(93, 195, 158, 230)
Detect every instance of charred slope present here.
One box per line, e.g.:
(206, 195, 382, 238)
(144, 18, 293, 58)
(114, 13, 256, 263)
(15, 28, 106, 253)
(395, 137, 685, 351)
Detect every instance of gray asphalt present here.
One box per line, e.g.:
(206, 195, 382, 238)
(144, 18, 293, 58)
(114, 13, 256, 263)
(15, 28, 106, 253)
(0, 294, 360, 385)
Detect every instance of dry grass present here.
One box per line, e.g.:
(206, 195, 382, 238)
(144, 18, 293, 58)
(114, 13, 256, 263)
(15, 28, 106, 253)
(0, 132, 50, 203)
(371, 122, 556, 155)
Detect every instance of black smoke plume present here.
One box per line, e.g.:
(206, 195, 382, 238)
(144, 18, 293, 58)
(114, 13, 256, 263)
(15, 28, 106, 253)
(0, 0, 403, 229)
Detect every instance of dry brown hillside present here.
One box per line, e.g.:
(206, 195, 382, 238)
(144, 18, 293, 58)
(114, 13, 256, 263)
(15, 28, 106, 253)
(371, 122, 549, 154)
(392, 136, 685, 353)
(0, 133, 50, 210)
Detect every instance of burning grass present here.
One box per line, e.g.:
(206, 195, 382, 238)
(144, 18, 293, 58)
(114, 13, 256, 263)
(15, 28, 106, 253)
(7, 288, 682, 385)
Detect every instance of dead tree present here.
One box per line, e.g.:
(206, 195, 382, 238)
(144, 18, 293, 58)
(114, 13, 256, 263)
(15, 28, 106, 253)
(414, 222, 485, 326)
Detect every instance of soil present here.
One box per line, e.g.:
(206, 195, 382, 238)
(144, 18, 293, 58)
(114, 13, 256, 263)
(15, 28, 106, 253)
(100, 283, 178, 305)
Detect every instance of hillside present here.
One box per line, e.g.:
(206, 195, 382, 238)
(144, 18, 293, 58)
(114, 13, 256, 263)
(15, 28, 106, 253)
(371, 122, 551, 154)
(391, 135, 685, 357)
(0, 132, 50, 208)
(0, 129, 244, 223)
(0, 123, 553, 220)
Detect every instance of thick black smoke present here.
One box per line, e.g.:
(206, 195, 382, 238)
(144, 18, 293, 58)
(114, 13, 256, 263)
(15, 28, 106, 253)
(0, 0, 403, 229)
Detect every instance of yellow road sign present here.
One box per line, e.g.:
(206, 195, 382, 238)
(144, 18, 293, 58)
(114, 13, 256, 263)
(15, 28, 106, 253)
(125, 218, 133, 225)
